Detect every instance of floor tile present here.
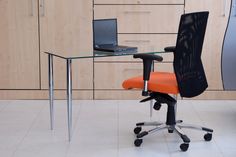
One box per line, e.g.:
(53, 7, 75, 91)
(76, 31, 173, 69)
(0, 100, 235, 157)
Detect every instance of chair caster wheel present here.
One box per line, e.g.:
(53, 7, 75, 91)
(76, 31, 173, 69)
(134, 127, 142, 134)
(180, 143, 189, 152)
(204, 133, 212, 141)
(134, 139, 143, 147)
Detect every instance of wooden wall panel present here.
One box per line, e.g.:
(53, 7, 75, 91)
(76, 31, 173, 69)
(94, 62, 173, 90)
(40, 0, 93, 91)
(94, 5, 184, 33)
(0, 0, 40, 89)
(94, 0, 184, 4)
(185, 0, 231, 90)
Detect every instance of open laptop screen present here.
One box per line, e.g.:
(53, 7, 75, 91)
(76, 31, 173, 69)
(93, 19, 118, 47)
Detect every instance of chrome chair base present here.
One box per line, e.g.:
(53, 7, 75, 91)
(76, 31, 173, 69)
(133, 120, 213, 151)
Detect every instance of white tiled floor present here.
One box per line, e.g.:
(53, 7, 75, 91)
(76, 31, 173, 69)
(0, 100, 236, 157)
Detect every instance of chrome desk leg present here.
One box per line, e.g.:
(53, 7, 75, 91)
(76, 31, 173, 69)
(66, 59, 72, 141)
(48, 54, 54, 130)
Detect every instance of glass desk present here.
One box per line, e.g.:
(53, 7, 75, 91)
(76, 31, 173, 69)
(45, 50, 165, 141)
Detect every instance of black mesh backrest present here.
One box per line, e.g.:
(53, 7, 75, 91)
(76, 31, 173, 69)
(174, 12, 209, 98)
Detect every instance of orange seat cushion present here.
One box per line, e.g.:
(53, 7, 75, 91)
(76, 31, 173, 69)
(122, 72, 179, 94)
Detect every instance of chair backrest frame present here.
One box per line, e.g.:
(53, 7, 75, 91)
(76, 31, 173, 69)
(173, 12, 209, 98)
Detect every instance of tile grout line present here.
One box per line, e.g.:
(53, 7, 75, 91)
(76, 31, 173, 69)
(11, 102, 46, 157)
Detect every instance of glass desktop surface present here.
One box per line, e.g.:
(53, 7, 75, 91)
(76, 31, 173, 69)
(44, 50, 167, 59)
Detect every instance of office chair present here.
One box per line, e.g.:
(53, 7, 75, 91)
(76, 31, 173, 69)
(122, 12, 213, 151)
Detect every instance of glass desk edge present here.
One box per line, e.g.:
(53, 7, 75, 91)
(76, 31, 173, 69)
(44, 51, 168, 60)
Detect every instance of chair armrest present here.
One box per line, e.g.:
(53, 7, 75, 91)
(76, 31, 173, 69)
(164, 46, 176, 52)
(133, 53, 163, 96)
(133, 53, 163, 62)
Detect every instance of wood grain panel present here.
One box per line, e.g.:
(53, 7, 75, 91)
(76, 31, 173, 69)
(94, 5, 184, 33)
(94, 62, 173, 90)
(95, 90, 236, 100)
(184, 90, 236, 100)
(40, 0, 93, 89)
(40, 55, 93, 90)
(185, 0, 231, 90)
(0, 0, 40, 89)
(94, 0, 184, 4)
(94, 90, 143, 100)
(0, 89, 235, 100)
(0, 90, 93, 100)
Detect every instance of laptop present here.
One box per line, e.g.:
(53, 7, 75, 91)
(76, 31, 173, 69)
(93, 19, 137, 53)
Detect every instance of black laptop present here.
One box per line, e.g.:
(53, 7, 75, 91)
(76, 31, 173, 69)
(93, 19, 137, 53)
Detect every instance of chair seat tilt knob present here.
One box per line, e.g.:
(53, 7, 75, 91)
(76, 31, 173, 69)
(153, 102, 162, 110)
